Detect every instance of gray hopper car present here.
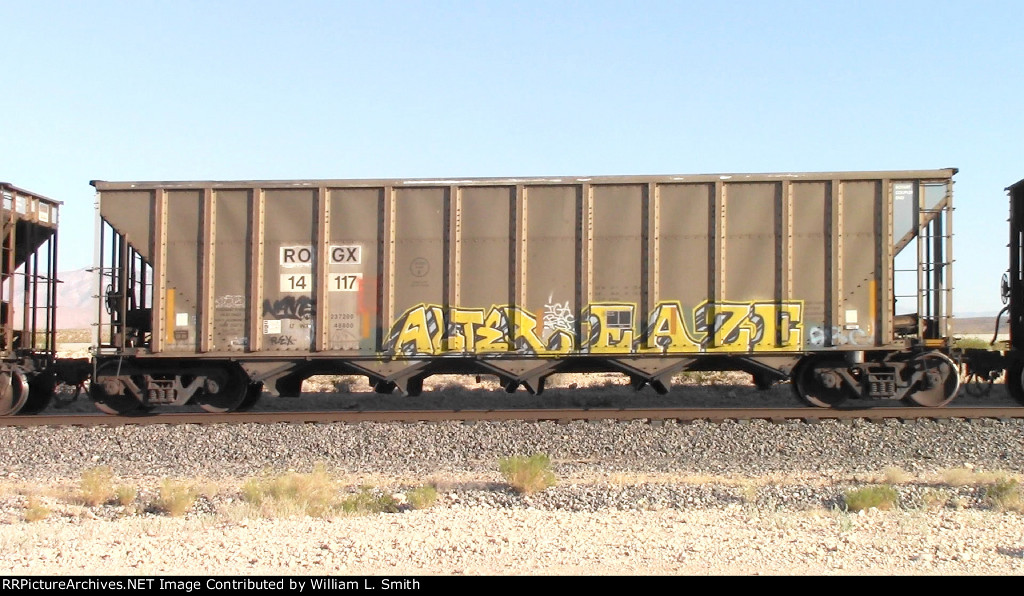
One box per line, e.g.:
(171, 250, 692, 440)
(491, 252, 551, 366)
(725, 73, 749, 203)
(89, 169, 959, 413)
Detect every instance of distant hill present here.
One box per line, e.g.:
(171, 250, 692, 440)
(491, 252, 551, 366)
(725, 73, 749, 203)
(56, 269, 95, 329)
(954, 316, 1003, 336)
(8, 268, 95, 330)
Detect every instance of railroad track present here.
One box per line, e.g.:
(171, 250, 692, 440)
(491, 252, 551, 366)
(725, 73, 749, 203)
(3, 405, 1023, 427)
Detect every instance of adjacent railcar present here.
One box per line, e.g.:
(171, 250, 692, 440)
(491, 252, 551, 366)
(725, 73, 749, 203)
(0, 183, 62, 415)
(89, 169, 959, 413)
(963, 177, 1024, 401)
(1005, 178, 1024, 400)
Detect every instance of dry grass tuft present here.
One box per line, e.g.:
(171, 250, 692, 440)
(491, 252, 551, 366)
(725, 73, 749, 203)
(406, 485, 439, 510)
(920, 488, 952, 511)
(739, 482, 760, 505)
(940, 467, 984, 486)
(882, 467, 913, 485)
(843, 485, 899, 512)
(339, 486, 399, 515)
(241, 464, 340, 518)
(985, 477, 1024, 512)
(499, 454, 557, 494)
(56, 328, 92, 344)
(115, 485, 137, 507)
(23, 496, 50, 522)
(939, 467, 1017, 487)
(155, 480, 198, 517)
(954, 337, 996, 350)
(79, 466, 115, 506)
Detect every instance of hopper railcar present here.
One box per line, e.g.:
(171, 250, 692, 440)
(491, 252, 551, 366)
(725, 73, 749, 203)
(961, 177, 1024, 401)
(84, 169, 967, 414)
(0, 183, 62, 415)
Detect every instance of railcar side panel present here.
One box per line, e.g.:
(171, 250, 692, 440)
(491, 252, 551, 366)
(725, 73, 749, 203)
(93, 170, 954, 362)
(262, 189, 316, 352)
(723, 182, 777, 304)
(326, 187, 381, 352)
(591, 184, 643, 305)
(523, 185, 578, 349)
(791, 182, 828, 343)
(657, 183, 712, 328)
(840, 181, 882, 349)
(458, 186, 513, 327)
(84, 170, 967, 409)
(211, 190, 252, 352)
(391, 187, 445, 334)
(163, 190, 201, 353)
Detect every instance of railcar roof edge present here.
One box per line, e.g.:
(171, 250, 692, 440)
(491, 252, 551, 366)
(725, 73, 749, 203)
(90, 168, 957, 190)
(0, 182, 64, 206)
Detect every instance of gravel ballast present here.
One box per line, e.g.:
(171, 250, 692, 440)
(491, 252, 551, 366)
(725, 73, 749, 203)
(2, 376, 1023, 575)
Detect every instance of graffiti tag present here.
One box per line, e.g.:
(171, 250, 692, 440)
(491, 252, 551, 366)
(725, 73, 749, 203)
(214, 295, 245, 309)
(383, 299, 803, 357)
(808, 326, 870, 347)
(262, 296, 315, 321)
(543, 300, 575, 333)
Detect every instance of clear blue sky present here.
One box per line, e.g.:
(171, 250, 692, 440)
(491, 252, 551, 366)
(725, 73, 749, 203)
(2, 1, 1020, 316)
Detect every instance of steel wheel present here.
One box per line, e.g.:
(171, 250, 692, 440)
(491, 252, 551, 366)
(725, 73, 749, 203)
(373, 380, 397, 394)
(753, 373, 775, 391)
(91, 363, 145, 415)
(234, 383, 264, 412)
(903, 352, 961, 407)
(1008, 359, 1024, 405)
(0, 370, 29, 416)
(403, 376, 424, 397)
(195, 365, 249, 413)
(20, 373, 56, 415)
(793, 359, 849, 408)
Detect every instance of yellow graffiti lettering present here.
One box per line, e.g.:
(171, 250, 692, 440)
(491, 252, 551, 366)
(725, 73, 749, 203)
(639, 301, 701, 353)
(695, 300, 803, 352)
(392, 305, 436, 354)
(475, 307, 509, 353)
(428, 305, 445, 349)
(444, 307, 484, 352)
(751, 302, 803, 351)
(506, 306, 548, 354)
(584, 303, 635, 353)
(703, 303, 757, 352)
(386, 300, 803, 357)
(544, 329, 574, 354)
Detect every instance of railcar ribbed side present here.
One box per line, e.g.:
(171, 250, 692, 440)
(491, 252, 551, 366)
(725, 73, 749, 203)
(87, 170, 960, 412)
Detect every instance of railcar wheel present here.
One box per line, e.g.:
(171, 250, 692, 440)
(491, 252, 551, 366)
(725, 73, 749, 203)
(235, 383, 264, 412)
(793, 360, 850, 408)
(1008, 360, 1024, 405)
(195, 365, 250, 413)
(373, 380, 397, 394)
(903, 352, 961, 407)
(20, 373, 57, 415)
(92, 393, 144, 415)
(0, 370, 29, 416)
(91, 363, 146, 415)
(753, 373, 775, 391)
(403, 376, 424, 397)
